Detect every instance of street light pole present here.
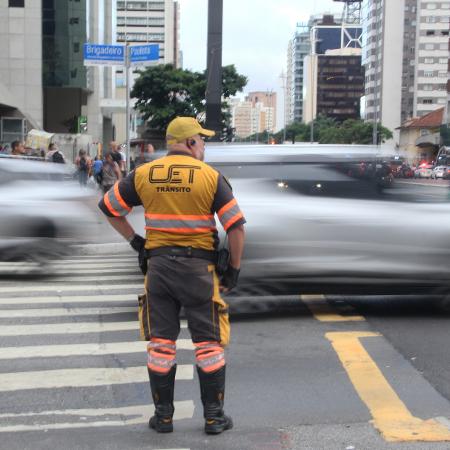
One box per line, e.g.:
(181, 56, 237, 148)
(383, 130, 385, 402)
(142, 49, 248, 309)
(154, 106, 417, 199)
(125, 43, 131, 172)
(205, 0, 223, 140)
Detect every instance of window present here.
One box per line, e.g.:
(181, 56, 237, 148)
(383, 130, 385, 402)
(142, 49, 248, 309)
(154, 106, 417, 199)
(73, 42, 80, 53)
(442, 3, 450, 9)
(8, 0, 24, 6)
(439, 58, 448, 64)
(426, 3, 437, 9)
(425, 43, 435, 50)
(439, 43, 448, 50)
(424, 57, 434, 63)
(423, 99, 433, 104)
(424, 70, 434, 77)
(426, 30, 435, 35)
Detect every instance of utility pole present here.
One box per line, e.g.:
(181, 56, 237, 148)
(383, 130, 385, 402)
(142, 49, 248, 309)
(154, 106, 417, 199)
(205, 0, 223, 141)
(280, 71, 287, 143)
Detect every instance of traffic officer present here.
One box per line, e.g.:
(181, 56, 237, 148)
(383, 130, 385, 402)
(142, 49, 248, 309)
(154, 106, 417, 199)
(98, 117, 246, 435)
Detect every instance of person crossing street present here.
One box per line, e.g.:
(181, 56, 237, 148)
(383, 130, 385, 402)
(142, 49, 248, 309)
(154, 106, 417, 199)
(98, 117, 246, 435)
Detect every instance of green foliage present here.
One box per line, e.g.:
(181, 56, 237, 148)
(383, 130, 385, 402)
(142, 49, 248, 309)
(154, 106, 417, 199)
(275, 117, 393, 145)
(131, 64, 247, 134)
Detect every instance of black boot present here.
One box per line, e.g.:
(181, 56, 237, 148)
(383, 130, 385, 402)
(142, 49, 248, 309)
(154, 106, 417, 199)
(148, 365, 176, 433)
(197, 365, 233, 435)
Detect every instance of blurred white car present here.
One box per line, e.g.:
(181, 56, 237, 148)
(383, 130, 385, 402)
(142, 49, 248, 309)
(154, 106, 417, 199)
(204, 145, 450, 300)
(431, 165, 448, 179)
(0, 157, 99, 273)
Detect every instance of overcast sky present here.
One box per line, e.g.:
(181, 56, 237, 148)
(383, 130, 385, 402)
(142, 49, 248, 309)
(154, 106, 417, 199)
(178, 0, 343, 128)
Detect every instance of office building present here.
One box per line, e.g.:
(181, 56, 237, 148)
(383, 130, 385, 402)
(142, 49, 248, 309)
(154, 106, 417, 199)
(114, 0, 180, 143)
(303, 48, 364, 123)
(0, 0, 117, 147)
(116, 0, 180, 66)
(287, 13, 362, 123)
(362, 0, 450, 144)
(231, 92, 278, 139)
(0, 0, 42, 143)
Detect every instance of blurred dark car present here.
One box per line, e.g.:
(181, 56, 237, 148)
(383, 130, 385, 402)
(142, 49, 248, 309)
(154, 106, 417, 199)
(0, 156, 98, 274)
(204, 144, 450, 300)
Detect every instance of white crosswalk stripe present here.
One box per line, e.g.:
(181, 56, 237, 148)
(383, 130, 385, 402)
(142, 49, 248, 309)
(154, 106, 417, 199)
(0, 320, 188, 336)
(0, 294, 137, 305)
(0, 306, 137, 318)
(0, 365, 194, 392)
(0, 252, 196, 433)
(0, 401, 195, 433)
(0, 340, 195, 360)
(0, 283, 143, 293)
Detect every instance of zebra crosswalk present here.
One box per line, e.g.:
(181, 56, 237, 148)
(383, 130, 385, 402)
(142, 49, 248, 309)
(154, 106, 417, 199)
(0, 252, 196, 435)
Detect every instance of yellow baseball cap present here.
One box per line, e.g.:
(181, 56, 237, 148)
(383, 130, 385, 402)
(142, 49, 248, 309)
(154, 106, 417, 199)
(166, 117, 215, 144)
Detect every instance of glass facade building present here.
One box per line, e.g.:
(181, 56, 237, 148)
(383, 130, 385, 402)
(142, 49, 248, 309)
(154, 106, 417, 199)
(42, 0, 87, 88)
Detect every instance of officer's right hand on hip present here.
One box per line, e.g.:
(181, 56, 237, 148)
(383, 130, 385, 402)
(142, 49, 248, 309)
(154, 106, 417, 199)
(129, 234, 146, 252)
(219, 265, 240, 293)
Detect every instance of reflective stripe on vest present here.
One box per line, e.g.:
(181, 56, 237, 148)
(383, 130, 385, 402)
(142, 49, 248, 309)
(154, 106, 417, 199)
(103, 183, 132, 217)
(145, 213, 217, 234)
(217, 199, 244, 231)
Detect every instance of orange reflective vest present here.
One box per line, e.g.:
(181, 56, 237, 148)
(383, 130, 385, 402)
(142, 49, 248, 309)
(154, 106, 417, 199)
(99, 153, 245, 250)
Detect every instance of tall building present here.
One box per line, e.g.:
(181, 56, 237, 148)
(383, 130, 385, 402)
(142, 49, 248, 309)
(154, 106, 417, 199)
(246, 91, 277, 131)
(0, 0, 117, 147)
(303, 48, 365, 123)
(116, 0, 180, 66)
(362, 0, 450, 144)
(288, 25, 310, 123)
(0, 0, 43, 143)
(114, 0, 180, 143)
(414, 0, 450, 117)
(287, 13, 362, 123)
(231, 92, 278, 139)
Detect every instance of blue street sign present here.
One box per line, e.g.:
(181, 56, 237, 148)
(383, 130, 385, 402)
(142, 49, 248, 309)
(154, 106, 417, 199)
(83, 44, 125, 66)
(129, 44, 159, 66)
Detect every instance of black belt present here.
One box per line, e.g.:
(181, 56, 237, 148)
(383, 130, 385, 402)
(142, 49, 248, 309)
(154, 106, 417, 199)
(147, 246, 217, 263)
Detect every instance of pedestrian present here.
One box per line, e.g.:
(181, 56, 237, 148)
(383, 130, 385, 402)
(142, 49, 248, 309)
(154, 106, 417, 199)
(100, 151, 121, 193)
(46, 143, 65, 164)
(10, 140, 26, 156)
(135, 143, 155, 167)
(98, 117, 245, 435)
(109, 141, 126, 176)
(75, 149, 91, 186)
(92, 156, 104, 186)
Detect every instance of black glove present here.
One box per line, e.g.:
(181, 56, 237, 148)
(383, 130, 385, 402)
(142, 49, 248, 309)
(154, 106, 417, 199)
(129, 234, 146, 252)
(129, 234, 147, 275)
(220, 265, 240, 291)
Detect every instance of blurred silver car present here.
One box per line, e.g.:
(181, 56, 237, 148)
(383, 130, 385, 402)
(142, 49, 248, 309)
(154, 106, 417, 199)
(0, 156, 98, 273)
(205, 144, 450, 298)
(430, 165, 448, 179)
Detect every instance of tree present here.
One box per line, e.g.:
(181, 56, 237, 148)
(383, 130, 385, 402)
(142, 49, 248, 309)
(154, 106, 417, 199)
(276, 117, 393, 145)
(131, 64, 247, 137)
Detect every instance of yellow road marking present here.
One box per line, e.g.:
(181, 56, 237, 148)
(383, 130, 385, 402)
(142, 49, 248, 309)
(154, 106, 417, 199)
(326, 331, 450, 442)
(300, 294, 365, 322)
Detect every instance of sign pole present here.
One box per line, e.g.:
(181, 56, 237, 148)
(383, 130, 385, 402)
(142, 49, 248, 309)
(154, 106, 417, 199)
(125, 43, 131, 173)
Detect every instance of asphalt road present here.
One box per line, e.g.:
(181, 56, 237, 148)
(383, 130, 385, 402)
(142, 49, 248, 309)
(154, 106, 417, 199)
(0, 249, 449, 449)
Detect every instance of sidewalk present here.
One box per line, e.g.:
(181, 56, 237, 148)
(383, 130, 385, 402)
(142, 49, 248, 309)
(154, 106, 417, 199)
(397, 178, 450, 188)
